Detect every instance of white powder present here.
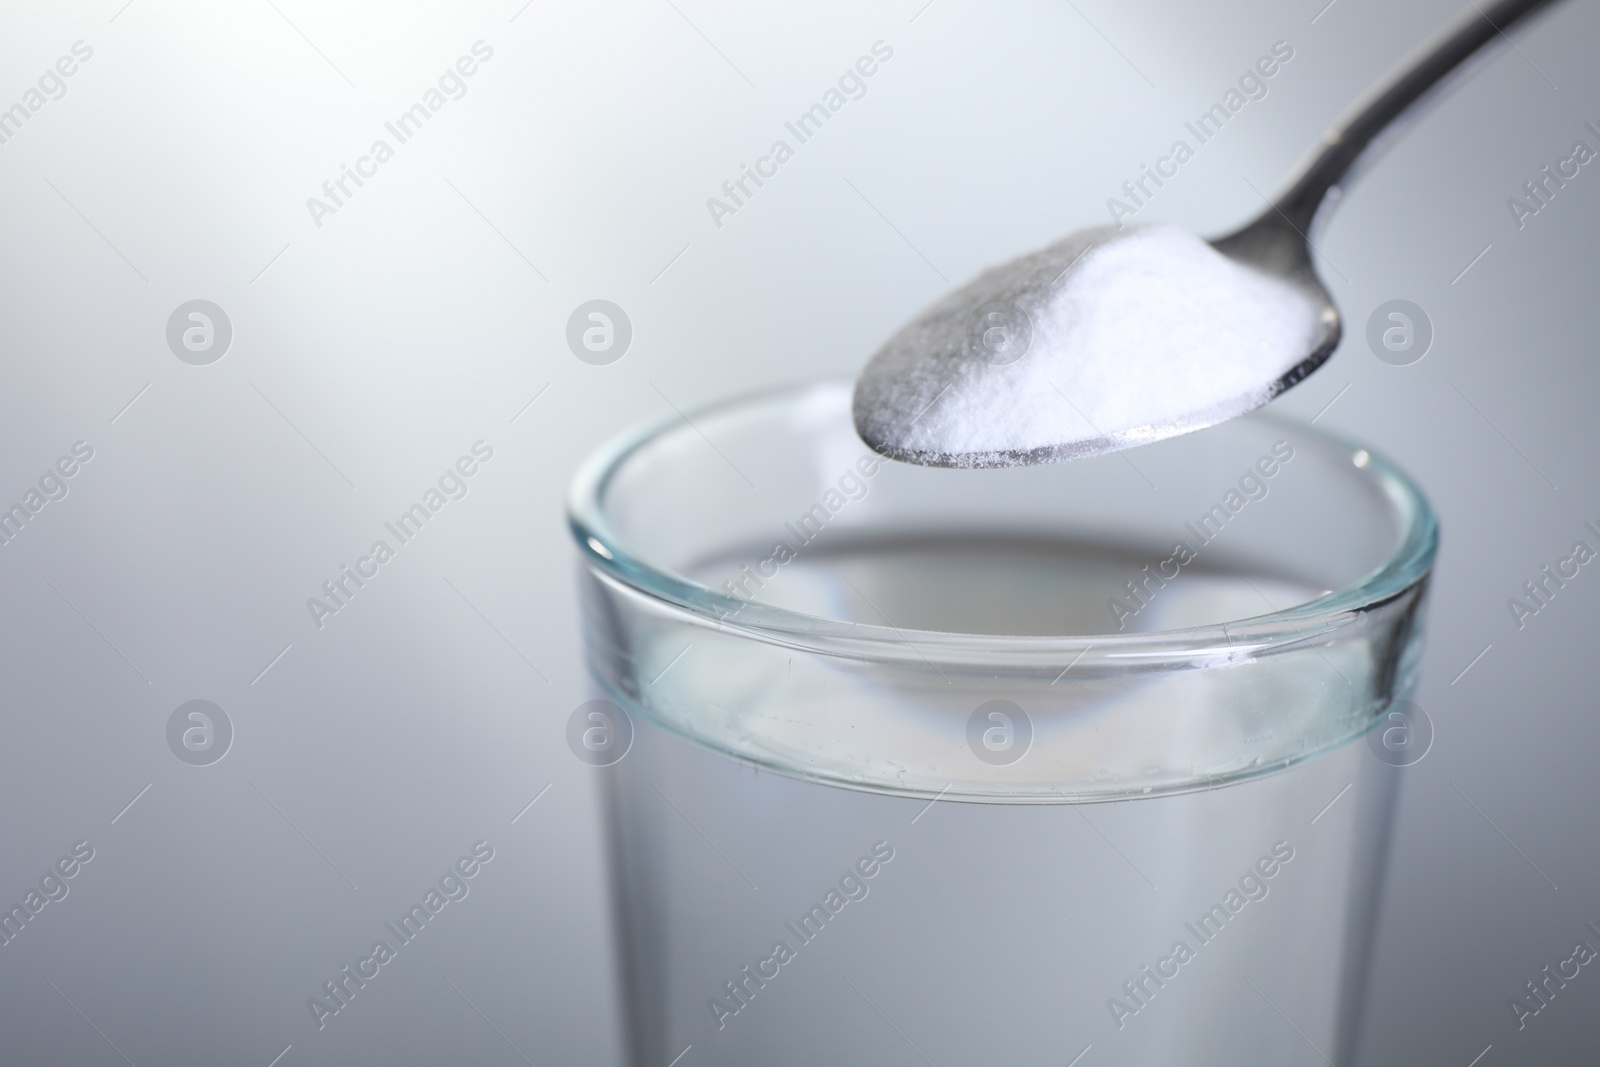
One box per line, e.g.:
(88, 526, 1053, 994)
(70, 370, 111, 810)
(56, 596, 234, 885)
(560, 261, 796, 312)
(852, 223, 1326, 466)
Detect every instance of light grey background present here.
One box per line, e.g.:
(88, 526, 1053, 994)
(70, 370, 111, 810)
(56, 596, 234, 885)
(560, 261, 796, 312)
(0, 0, 1594, 1063)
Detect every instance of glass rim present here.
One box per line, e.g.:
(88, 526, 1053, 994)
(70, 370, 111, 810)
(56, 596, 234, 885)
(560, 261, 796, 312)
(567, 379, 1438, 666)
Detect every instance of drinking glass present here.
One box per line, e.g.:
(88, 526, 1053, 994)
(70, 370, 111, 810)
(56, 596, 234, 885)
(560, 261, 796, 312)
(569, 380, 1436, 1066)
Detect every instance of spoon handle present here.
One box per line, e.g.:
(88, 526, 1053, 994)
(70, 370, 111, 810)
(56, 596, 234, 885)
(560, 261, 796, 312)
(1275, 0, 1561, 236)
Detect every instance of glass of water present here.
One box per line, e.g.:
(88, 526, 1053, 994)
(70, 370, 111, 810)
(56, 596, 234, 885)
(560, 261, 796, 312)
(569, 380, 1436, 1066)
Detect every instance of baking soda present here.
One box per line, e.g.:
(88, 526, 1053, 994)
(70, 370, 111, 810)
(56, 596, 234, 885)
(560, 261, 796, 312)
(852, 223, 1323, 466)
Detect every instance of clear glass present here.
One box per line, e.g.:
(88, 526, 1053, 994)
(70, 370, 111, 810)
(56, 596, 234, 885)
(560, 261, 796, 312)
(569, 380, 1436, 1065)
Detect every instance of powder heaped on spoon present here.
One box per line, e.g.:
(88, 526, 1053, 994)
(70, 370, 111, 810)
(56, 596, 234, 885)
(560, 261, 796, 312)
(852, 223, 1326, 467)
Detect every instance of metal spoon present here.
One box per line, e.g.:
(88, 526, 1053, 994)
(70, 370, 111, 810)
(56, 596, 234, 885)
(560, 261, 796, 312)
(854, 0, 1560, 468)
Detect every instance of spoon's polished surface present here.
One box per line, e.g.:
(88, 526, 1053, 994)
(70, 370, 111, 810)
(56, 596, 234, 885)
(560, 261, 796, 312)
(854, 0, 1560, 468)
